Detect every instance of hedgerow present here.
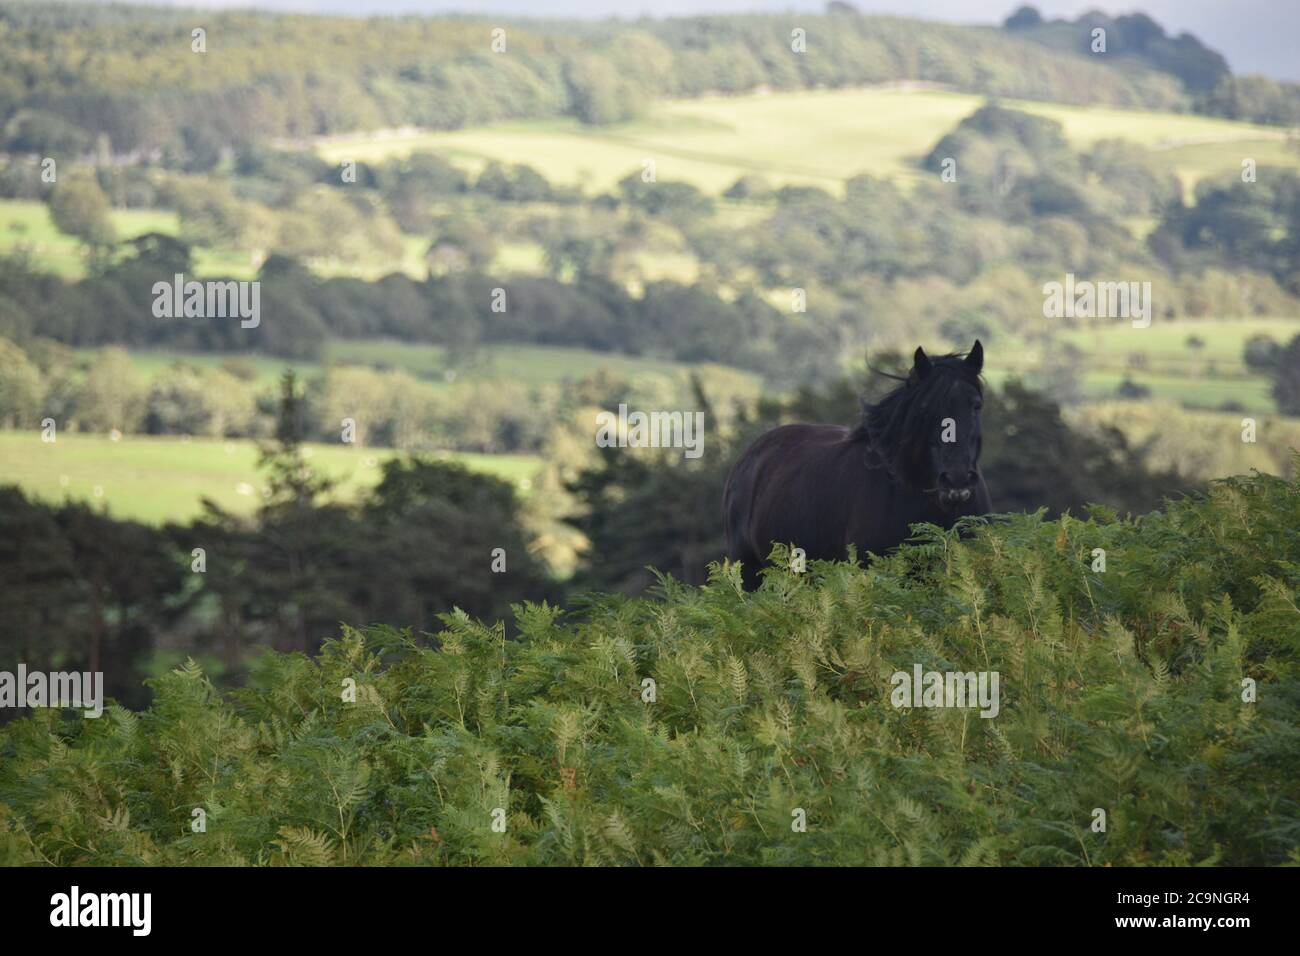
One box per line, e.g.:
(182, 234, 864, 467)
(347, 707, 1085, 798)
(2, 465, 1298, 866)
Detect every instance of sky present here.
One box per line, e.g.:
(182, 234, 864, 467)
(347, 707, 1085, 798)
(84, 0, 1300, 82)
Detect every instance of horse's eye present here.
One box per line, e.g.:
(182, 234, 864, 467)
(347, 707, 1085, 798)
(972, 401, 983, 411)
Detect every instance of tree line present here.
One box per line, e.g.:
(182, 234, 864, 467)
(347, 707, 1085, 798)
(0, 2, 1223, 169)
(1003, 6, 1300, 124)
(2, 104, 1298, 399)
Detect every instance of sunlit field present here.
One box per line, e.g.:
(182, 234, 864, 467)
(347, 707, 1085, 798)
(0, 432, 542, 525)
(74, 342, 755, 390)
(312, 86, 1294, 195)
(0, 199, 424, 281)
(0, 200, 179, 277)
(1058, 317, 1300, 375)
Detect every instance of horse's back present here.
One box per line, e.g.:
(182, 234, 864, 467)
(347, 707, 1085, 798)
(724, 423, 854, 564)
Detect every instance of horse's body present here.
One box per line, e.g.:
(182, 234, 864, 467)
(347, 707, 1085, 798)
(724, 343, 991, 589)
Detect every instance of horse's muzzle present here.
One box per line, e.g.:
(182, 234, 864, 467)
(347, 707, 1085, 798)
(938, 487, 973, 508)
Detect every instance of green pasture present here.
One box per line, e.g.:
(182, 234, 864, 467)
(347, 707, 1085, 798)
(981, 366, 1277, 412)
(76, 349, 307, 388)
(325, 340, 749, 387)
(0, 200, 179, 278)
(0, 432, 542, 526)
(0, 200, 426, 282)
(1058, 317, 1300, 374)
(987, 317, 1300, 412)
(87, 341, 755, 391)
(312, 86, 1294, 196)
(1079, 368, 1274, 411)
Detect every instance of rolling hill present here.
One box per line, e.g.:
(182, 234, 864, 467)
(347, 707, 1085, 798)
(311, 86, 1297, 196)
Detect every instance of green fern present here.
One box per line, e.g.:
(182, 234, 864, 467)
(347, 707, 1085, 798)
(1, 468, 1298, 865)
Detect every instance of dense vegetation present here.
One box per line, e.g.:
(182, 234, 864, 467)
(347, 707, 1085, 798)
(1003, 6, 1300, 124)
(2, 463, 1296, 865)
(2, 107, 1297, 390)
(0, 374, 554, 708)
(0, 363, 1205, 709)
(1003, 7, 1228, 94)
(0, 1, 1196, 165)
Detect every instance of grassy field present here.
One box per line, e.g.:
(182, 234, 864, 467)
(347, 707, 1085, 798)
(328, 340, 755, 388)
(0, 432, 542, 525)
(1157, 137, 1300, 200)
(312, 86, 1295, 196)
(87, 349, 306, 388)
(0, 199, 428, 281)
(82, 341, 758, 392)
(981, 366, 1275, 411)
(1073, 368, 1273, 411)
(1059, 317, 1300, 375)
(958, 317, 1296, 412)
(1051, 317, 1298, 411)
(0, 200, 181, 278)
(17, 339, 744, 523)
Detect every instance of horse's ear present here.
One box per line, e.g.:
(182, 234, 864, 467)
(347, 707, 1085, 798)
(912, 346, 932, 380)
(965, 340, 984, 375)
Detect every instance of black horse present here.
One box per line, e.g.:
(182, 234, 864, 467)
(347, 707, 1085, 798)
(724, 342, 991, 589)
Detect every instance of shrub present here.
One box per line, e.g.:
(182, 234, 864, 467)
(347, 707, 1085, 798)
(2, 464, 1298, 865)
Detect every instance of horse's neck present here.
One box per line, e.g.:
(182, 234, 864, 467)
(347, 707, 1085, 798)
(859, 437, 890, 472)
(860, 436, 919, 488)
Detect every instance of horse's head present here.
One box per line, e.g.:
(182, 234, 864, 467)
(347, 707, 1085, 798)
(915, 341, 984, 509)
(864, 340, 985, 511)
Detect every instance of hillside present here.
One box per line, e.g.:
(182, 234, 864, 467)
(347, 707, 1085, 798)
(309, 86, 1296, 197)
(3, 465, 1297, 865)
(0, 1, 1191, 163)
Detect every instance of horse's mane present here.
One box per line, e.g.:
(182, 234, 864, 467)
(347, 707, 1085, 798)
(851, 353, 983, 483)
